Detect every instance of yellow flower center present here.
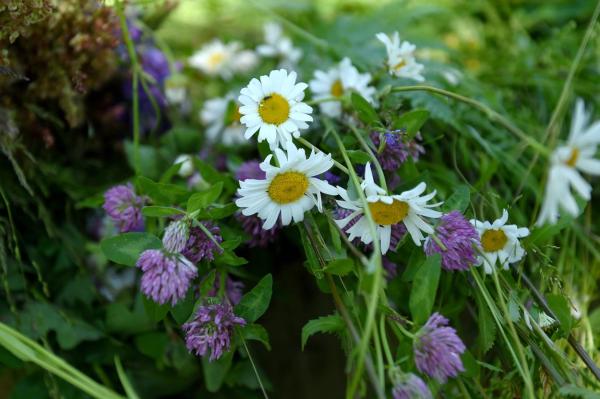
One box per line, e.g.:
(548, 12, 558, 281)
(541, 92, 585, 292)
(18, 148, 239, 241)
(481, 229, 507, 252)
(330, 79, 344, 97)
(368, 200, 409, 225)
(259, 93, 290, 125)
(393, 59, 407, 70)
(208, 52, 225, 68)
(565, 147, 579, 167)
(267, 172, 309, 204)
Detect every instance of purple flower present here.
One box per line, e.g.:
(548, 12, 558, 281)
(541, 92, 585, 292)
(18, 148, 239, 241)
(383, 257, 398, 280)
(162, 219, 190, 253)
(235, 213, 279, 248)
(392, 373, 432, 399)
(182, 222, 223, 263)
(370, 131, 425, 172)
(414, 313, 466, 383)
(207, 274, 245, 306)
(424, 211, 479, 271)
(236, 160, 266, 181)
(320, 171, 341, 185)
(183, 302, 246, 361)
(103, 183, 145, 232)
(136, 249, 197, 305)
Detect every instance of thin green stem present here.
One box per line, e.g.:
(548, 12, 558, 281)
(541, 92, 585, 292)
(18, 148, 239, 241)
(490, 269, 535, 398)
(195, 221, 224, 252)
(346, 122, 387, 191)
(295, 136, 350, 175)
(239, 332, 269, 399)
(544, 0, 600, 147)
(117, 2, 141, 175)
(379, 316, 395, 366)
(390, 85, 550, 157)
(114, 356, 140, 399)
(372, 320, 386, 389)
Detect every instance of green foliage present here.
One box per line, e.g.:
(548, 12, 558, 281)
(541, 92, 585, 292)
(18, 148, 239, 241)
(409, 254, 441, 325)
(100, 232, 162, 267)
(301, 314, 344, 350)
(235, 274, 273, 323)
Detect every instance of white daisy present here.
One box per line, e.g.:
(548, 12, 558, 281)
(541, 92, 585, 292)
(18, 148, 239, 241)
(188, 39, 240, 79)
(238, 69, 313, 149)
(235, 142, 337, 229)
(233, 49, 259, 73)
(470, 210, 529, 274)
(335, 163, 441, 254)
(376, 32, 425, 82)
(200, 94, 245, 146)
(537, 99, 600, 225)
(165, 75, 187, 106)
(256, 22, 302, 69)
(309, 57, 376, 118)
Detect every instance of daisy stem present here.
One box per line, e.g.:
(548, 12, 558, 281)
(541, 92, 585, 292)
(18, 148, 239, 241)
(390, 85, 551, 158)
(372, 318, 386, 388)
(116, 1, 141, 176)
(331, 128, 385, 399)
(543, 0, 600, 148)
(346, 122, 388, 192)
(295, 136, 350, 175)
(379, 316, 395, 366)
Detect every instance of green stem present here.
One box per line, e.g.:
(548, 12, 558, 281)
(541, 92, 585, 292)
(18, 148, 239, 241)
(196, 221, 225, 252)
(117, 2, 141, 175)
(239, 331, 269, 399)
(114, 356, 140, 399)
(295, 136, 350, 175)
(372, 320, 386, 389)
(346, 122, 387, 191)
(379, 316, 395, 366)
(390, 85, 550, 157)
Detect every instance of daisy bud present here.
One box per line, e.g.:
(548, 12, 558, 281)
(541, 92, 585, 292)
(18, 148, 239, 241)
(413, 312, 466, 383)
(183, 302, 246, 361)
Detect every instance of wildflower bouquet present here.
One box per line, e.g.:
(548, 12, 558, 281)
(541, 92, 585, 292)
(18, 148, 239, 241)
(1, 1, 600, 398)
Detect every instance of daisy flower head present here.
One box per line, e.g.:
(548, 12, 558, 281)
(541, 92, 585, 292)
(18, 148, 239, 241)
(174, 154, 194, 178)
(256, 22, 302, 69)
(537, 99, 600, 225)
(188, 39, 241, 79)
(335, 163, 442, 254)
(470, 210, 529, 274)
(238, 69, 313, 149)
(201, 94, 246, 146)
(376, 32, 425, 82)
(309, 57, 376, 118)
(235, 142, 337, 229)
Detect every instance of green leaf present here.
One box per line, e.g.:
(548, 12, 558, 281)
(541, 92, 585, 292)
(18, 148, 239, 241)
(235, 274, 273, 323)
(442, 184, 470, 213)
(170, 290, 197, 324)
(238, 324, 271, 350)
(324, 258, 354, 276)
(351, 92, 379, 125)
(199, 203, 238, 219)
(142, 296, 170, 323)
(301, 314, 344, 350)
(298, 226, 323, 279)
(346, 150, 371, 164)
(202, 351, 233, 392)
(187, 182, 224, 213)
(559, 385, 600, 399)
(409, 254, 442, 325)
(393, 109, 429, 139)
(100, 233, 161, 267)
(216, 250, 247, 266)
(476, 292, 496, 353)
(136, 176, 190, 205)
(546, 294, 573, 336)
(142, 206, 186, 217)
(135, 332, 169, 360)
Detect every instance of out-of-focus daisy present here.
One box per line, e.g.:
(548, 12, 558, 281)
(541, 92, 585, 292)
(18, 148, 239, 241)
(335, 163, 441, 254)
(537, 99, 600, 225)
(238, 69, 313, 149)
(188, 40, 239, 79)
(233, 49, 259, 73)
(376, 32, 424, 82)
(256, 22, 302, 69)
(309, 57, 376, 118)
(235, 142, 336, 229)
(201, 94, 246, 146)
(470, 210, 529, 274)
(165, 74, 187, 106)
(174, 154, 194, 177)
